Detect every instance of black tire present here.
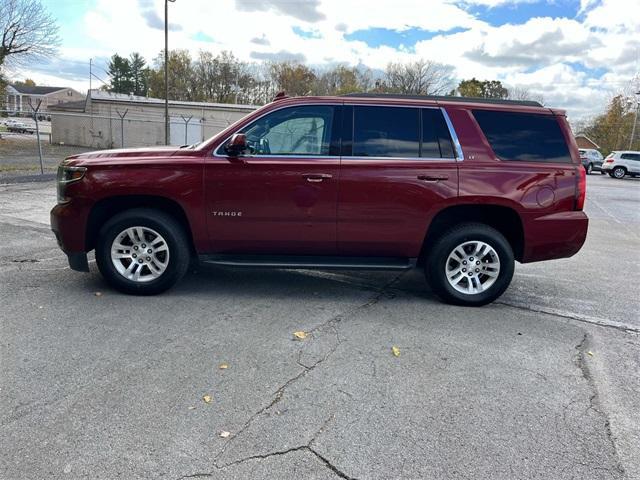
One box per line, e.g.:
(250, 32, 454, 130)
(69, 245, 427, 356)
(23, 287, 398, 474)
(586, 163, 593, 174)
(95, 208, 190, 295)
(612, 166, 626, 179)
(600, 170, 606, 175)
(425, 223, 515, 307)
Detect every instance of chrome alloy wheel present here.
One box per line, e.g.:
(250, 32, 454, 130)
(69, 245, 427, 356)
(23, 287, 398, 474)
(445, 241, 500, 295)
(110, 226, 170, 282)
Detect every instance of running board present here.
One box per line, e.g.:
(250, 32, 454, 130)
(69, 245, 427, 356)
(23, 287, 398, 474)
(199, 254, 417, 270)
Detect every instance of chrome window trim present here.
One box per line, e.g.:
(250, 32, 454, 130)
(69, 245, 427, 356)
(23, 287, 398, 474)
(343, 157, 457, 162)
(440, 107, 464, 161)
(213, 103, 342, 159)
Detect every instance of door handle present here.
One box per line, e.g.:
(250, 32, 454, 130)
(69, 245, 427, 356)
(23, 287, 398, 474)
(417, 174, 448, 182)
(303, 173, 333, 183)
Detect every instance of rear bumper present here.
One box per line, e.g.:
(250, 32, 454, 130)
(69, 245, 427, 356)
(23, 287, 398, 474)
(51, 202, 90, 272)
(521, 211, 588, 263)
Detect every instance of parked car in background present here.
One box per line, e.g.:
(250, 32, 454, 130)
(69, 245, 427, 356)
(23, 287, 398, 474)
(601, 151, 640, 178)
(579, 148, 604, 174)
(6, 121, 31, 134)
(51, 93, 588, 307)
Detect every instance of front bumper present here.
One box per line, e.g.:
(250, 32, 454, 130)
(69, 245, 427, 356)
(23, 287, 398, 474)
(51, 202, 90, 272)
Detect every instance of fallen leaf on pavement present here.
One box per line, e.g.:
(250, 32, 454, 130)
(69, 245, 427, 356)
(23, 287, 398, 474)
(587, 351, 594, 356)
(391, 346, 401, 357)
(94, 292, 102, 297)
(219, 363, 229, 369)
(188, 406, 196, 410)
(202, 394, 212, 403)
(219, 431, 231, 438)
(293, 331, 307, 340)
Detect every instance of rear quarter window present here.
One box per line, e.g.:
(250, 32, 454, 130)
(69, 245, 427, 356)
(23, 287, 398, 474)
(621, 153, 640, 161)
(473, 110, 572, 163)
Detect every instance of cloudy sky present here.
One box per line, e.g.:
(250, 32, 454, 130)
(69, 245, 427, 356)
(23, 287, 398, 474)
(12, 0, 640, 122)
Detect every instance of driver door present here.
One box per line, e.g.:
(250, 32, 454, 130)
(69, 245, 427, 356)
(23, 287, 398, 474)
(204, 104, 341, 255)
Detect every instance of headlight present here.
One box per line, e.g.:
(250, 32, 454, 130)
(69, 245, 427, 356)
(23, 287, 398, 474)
(57, 165, 86, 203)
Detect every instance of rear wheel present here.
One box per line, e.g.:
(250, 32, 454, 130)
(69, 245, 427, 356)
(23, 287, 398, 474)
(425, 223, 514, 306)
(95, 208, 190, 295)
(612, 166, 626, 179)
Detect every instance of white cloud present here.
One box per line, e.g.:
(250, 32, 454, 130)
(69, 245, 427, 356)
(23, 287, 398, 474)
(9, 0, 639, 121)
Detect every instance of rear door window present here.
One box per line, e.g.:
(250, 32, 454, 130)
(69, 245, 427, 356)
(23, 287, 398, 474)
(351, 106, 455, 159)
(421, 109, 455, 158)
(473, 110, 571, 163)
(353, 106, 419, 158)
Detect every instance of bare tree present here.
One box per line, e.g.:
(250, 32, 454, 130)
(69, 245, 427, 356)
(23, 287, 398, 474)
(0, 0, 60, 67)
(382, 59, 453, 96)
(509, 86, 544, 105)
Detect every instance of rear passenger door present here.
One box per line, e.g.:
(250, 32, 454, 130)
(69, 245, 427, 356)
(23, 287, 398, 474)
(337, 105, 459, 257)
(621, 153, 640, 173)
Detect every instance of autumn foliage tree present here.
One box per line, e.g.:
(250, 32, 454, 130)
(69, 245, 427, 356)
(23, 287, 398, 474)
(579, 95, 639, 154)
(452, 78, 509, 99)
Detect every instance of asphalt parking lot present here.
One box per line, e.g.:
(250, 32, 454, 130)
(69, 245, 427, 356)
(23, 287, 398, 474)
(1, 174, 638, 480)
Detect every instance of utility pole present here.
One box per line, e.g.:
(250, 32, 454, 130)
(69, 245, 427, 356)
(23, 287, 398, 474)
(630, 90, 640, 150)
(164, 0, 176, 145)
(89, 58, 93, 129)
(28, 99, 44, 174)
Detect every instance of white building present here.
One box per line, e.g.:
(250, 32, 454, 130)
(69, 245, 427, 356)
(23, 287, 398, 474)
(5, 85, 85, 114)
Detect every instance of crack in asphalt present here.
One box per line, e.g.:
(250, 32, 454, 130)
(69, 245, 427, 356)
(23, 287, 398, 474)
(178, 446, 356, 480)
(178, 415, 356, 480)
(573, 333, 626, 478)
(496, 301, 640, 334)
(180, 275, 406, 480)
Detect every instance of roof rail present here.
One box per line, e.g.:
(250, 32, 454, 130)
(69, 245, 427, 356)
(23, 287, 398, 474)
(341, 93, 543, 107)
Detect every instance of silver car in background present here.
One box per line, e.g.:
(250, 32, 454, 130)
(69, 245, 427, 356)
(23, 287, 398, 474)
(579, 148, 604, 174)
(601, 151, 640, 179)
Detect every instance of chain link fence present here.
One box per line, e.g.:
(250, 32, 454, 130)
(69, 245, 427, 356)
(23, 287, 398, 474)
(0, 106, 252, 180)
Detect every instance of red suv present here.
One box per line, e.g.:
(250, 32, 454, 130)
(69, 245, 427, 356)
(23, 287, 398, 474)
(51, 94, 588, 306)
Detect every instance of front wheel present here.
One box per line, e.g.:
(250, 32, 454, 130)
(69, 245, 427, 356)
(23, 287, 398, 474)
(425, 223, 515, 306)
(586, 163, 593, 174)
(95, 208, 190, 295)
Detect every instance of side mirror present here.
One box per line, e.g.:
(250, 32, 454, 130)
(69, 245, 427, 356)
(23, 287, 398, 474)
(225, 133, 248, 157)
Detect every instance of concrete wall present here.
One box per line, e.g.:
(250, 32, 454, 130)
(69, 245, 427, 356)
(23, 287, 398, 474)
(51, 101, 255, 149)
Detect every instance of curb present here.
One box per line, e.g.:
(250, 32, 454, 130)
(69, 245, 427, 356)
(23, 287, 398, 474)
(0, 173, 56, 185)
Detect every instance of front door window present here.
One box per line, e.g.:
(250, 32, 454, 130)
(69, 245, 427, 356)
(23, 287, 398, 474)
(241, 106, 334, 156)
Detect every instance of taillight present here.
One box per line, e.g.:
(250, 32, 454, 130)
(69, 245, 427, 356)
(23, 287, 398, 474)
(604, 158, 614, 163)
(575, 166, 586, 210)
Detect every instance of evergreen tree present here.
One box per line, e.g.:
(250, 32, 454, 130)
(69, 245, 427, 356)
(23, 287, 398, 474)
(107, 54, 134, 94)
(129, 52, 148, 96)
